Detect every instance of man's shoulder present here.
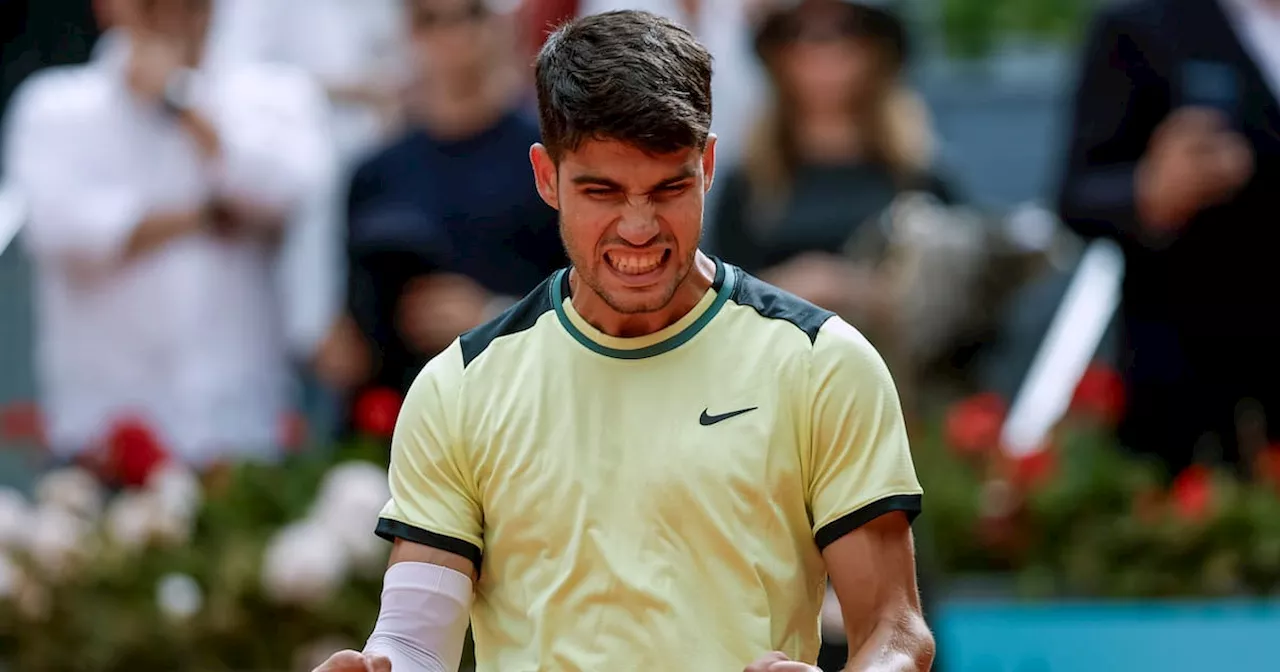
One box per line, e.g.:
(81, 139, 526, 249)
(457, 272, 562, 368)
(350, 130, 418, 179)
(724, 266, 836, 346)
(6, 65, 113, 128)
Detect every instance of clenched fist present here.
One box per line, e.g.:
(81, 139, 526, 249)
(1135, 107, 1254, 234)
(744, 651, 822, 672)
(312, 649, 392, 672)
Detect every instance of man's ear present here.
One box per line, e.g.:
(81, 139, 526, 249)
(701, 134, 717, 194)
(529, 143, 560, 210)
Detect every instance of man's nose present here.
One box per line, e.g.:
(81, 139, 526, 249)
(616, 200, 660, 246)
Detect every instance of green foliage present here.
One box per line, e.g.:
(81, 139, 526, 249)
(0, 438, 477, 672)
(915, 419, 1280, 598)
(937, 0, 1094, 59)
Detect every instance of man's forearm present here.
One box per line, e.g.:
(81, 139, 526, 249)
(843, 615, 935, 672)
(175, 109, 222, 160)
(123, 208, 206, 261)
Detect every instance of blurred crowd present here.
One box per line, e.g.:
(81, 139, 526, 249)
(0, 0, 1278, 507)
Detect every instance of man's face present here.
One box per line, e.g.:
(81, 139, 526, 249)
(531, 137, 717, 315)
(120, 0, 211, 61)
(408, 0, 495, 81)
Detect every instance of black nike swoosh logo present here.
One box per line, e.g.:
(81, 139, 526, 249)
(699, 407, 758, 426)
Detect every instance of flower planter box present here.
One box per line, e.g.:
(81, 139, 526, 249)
(935, 597, 1280, 671)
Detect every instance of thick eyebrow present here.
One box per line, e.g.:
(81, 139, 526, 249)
(570, 166, 697, 192)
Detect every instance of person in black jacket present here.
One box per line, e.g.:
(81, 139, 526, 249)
(1057, 0, 1280, 475)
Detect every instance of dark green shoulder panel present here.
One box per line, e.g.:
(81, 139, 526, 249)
(458, 274, 558, 367)
(728, 269, 834, 345)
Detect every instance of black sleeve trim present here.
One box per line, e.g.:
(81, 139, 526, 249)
(375, 517, 483, 569)
(814, 494, 923, 551)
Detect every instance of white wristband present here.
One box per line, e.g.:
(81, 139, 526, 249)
(363, 561, 474, 672)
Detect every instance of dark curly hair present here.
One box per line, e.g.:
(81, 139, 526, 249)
(534, 10, 714, 161)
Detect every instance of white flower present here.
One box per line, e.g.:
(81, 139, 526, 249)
(0, 552, 19, 599)
(150, 506, 193, 548)
(261, 520, 350, 607)
(105, 491, 192, 553)
(35, 467, 104, 520)
(310, 461, 390, 569)
(104, 492, 158, 552)
(156, 572, 203, 621)
(16, 580, 50, 621)
(145, 462, 202, 519)
(0, 487, 32, 549)
(311, 461, 390, 523)
(23, 506, 90, 580)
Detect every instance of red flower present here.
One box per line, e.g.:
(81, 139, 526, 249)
(353, 388, 403, 438)
(104, 418, 171, 488)
(1071, 363, 1126, 425)
(944, 393, 1007, 456)
(1010, 448, 1057, 490)
(0, 400, 45, 446)
(1170, 465, 1214, 521)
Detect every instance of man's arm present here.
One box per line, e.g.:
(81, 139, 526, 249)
(824, 513, 933, 672)
(353, 540, 476, 672)
(204, 66, 334, 229)
(1056, 4, 1169, 243)
(803, 317, 928, 672)
(314, 340, 484, 672)
(2, 71, 207, 271)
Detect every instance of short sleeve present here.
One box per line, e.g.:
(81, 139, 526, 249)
(375, 340, 484, 569)
(4, 72, 147, 268)
(807, 317, 922, 551)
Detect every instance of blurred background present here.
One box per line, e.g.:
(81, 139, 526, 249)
(0, 0, 1278, 669)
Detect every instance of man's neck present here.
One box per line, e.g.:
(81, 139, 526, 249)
(412, 68, 515, 141)
(570, 252, 717, 338)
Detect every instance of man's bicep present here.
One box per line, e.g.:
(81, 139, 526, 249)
(376, 343, 484, 573)
(807, 319, 922, 551)
(389, 538, 478, 581)
(823, 512, 921, 632)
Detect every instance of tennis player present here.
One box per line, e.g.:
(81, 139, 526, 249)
(314, 8, 933, 672)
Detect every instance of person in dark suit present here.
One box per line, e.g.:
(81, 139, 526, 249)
(1058, 0, 1280, 475)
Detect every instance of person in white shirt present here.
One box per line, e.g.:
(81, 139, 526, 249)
(204, 0, 409, 166)
(2, 0, 334, 468)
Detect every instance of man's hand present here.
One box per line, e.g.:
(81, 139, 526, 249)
(744, 652, 821, 671)
(208, 197, 287, 243)
(312, 650, 391, 672)
(396, 273, 490, 355)
(313, 314, 373, 390)
(1136, 107, 1254, 234)
(762, 253, 892, 320)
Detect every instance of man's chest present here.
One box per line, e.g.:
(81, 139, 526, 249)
(466, 350, 813, 552)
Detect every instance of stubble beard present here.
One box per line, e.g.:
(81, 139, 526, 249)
(561, 235, 696, 316)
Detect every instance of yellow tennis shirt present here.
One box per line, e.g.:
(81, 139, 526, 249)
(376, 257, 923, 671)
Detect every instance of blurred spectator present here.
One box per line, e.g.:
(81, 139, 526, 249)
(204, 0, 409, 166)
(331, 0, 565, 406)
(1058, 0, 1280, 475)
(519, 0, 578, 66)
(2, 0, 334, 468)
(710, 0, 952, 320)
